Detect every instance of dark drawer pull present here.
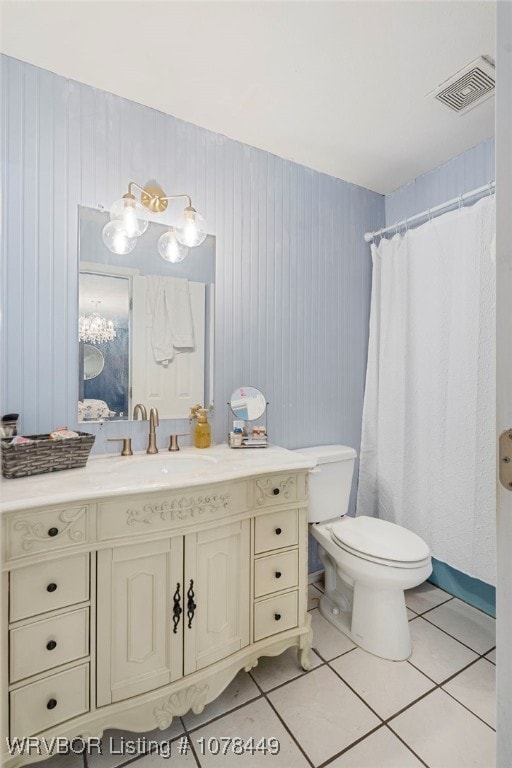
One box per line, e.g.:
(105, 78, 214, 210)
(46, 640, 57, 651)
(46, 699, 57, 710)
(275, 527, 282, 535)
(47, 583, 57, 593)
(48, 527, 59, 537)
(272, 488, 280, 496)
(274, 613, 282, 621)
(275, 571, 282, 579)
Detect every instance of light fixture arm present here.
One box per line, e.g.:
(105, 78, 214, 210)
(125, 181, 192, 214)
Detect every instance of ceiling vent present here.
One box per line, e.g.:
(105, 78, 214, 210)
(430, 56, 495, 115)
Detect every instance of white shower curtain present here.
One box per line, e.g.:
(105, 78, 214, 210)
(357, 195, 496, 585)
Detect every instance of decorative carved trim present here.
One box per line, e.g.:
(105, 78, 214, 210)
(153, 684, 209, 729)
(13, 507, 87, 551)
(126, 494, 230, 526)
(255, 476, 295, 506)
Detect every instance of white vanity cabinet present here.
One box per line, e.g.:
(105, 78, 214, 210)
(1, 455, 313, 768)
(96, 519, 251, 704)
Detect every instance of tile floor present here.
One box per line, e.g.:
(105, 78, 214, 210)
(45, 581, 496, 768)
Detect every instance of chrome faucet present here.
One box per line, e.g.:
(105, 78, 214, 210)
(133, 403, 148, 421)
(147, 407, 159, 454)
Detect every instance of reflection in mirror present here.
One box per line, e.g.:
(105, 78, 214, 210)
(83, 344, 105, 380)
(78, 207, 215, 422)
(230, 387, 267, 421)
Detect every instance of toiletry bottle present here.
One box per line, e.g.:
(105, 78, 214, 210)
(194, 408, 211, 449)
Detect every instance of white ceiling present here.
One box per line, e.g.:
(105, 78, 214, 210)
(0, 1, 496, 194)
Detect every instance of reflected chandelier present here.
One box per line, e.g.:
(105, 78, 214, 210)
(79, 302, 116, 344)
(102, 181, 207, 262)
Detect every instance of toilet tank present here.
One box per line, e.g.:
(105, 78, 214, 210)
(294, 445, 357, 523)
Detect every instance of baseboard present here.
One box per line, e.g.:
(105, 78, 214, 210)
(429, 558, 496, 617)
(308, 569, 324, 586)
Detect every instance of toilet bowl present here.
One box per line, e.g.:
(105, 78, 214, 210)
(295, 446, 432, 661)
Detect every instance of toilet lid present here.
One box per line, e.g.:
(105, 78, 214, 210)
(330, 516, 430, 563)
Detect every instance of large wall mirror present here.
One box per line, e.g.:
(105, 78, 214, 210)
(78, 206, 215, 422)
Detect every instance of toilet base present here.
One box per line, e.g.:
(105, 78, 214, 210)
(319, 586, 412, 661)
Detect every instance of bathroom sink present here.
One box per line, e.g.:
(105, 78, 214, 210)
(108, 453, 219, 480)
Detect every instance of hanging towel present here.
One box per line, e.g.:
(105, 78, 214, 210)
(164, 277, 195, 350)
(147, 276, 195, 364)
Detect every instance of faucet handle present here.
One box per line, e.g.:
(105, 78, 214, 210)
(168, 433, 190, 452)
(107, 438, 133, 456)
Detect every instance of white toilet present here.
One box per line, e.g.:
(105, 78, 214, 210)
(296, 445, 432, 661)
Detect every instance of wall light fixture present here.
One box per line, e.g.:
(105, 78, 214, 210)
(102, 181, 208, 260)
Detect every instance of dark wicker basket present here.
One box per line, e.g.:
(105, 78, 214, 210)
(1, 432, 95, 479)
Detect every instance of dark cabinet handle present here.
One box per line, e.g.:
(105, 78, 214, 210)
(275, 527, 282, 535)
(187, 580, 196, 629)
(46, 640, 57, 651)
(46, 699, 57, 710)
(48, 527, 59, 537)
(274, 613, 282, 621)
(275, 571, 282, 579)
(272, 488, 280, 496)
(172, 583, 182, 634)
(47, 583, 57, 593)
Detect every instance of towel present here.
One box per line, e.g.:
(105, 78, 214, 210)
(147, 276, 195, 364)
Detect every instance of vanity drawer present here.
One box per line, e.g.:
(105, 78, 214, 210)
(98, 480, 249, 541)
(254, 509, 298, 554)
(6, 505, 89, 560)
(254, 473, 298, 508)
(10, 608, 89, 683)
(254, 549, 299, 598)
(10, 553, 89, 622)
(254, 591, 298, 641)
(10, 663, 89, 737)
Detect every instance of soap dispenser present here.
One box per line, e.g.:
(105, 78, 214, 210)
(192, 407, 211, 449)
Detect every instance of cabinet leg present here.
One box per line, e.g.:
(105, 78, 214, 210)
(297, 616, 313, 671)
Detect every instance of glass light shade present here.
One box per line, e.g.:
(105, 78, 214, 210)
(174, 209, 208, 247)
(158, 228, 189, 263)
(102, 220, 137, 255)
(110, 197, 149, 237)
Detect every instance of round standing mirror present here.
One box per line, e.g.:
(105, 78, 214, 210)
(229, 386, 266, 421)
(83, 344, 105, 380)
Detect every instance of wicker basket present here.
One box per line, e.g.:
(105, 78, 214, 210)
(1, 432, 95, 479)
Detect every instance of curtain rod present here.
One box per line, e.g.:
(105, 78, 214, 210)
(364, 180, 495, 243)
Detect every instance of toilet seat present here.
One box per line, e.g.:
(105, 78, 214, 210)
(329, 516, 430, 567)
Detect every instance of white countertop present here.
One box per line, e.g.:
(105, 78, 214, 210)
(0, 444, 316, 513)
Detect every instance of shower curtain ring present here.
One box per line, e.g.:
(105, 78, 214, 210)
(427, 208, 432, 222)
(404, 217, 408, 232)
(458, 193, 464, 210)
(488, 180, 494, 196)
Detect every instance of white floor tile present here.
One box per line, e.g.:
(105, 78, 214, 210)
(389, 689, 496, 767)
(310, 608, 356, 660)
(486, 648, 496, 664)
(87, 722, 184, 768)
(249, 646, 322, 692)
(425, 598, 496, 654)
(268, 665, 380, 766)
(407, 608, 416, 620)
(443, 659, 496, 728)
(190, 698, 310, 767)
(408, 617, 478, 683)
(135, 739, 197, 766)
(183, 671, 260, 731)
(405, 582, 451, 614)
(308, 584, 322, 611)
(326, 726, 424, 767)
(330, 647, 434, 719)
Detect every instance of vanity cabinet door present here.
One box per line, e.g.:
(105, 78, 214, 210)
(96, 538, 183, 705)
(183, 520, 250, 676)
